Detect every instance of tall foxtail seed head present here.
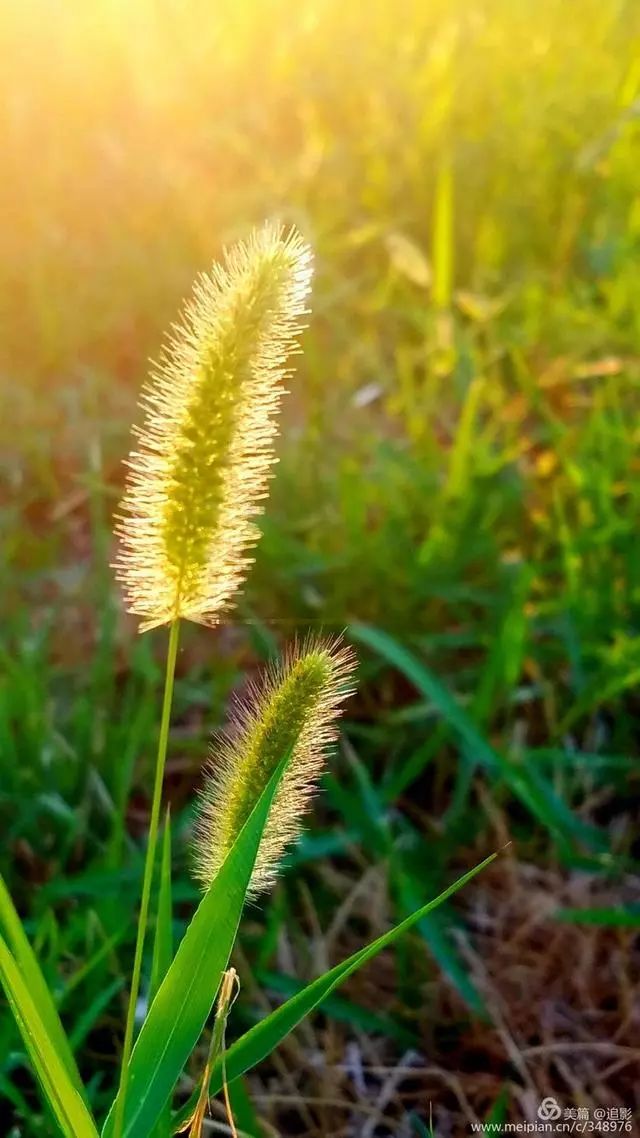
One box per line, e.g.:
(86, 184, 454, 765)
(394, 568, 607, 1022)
(115, 223, 313, 631)
(193, 637, 357, 897)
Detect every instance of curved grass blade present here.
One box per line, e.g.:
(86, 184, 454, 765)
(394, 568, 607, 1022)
(0, 870, 85, 1096)
(256, 969, 418, 1047)
(557, 905, 640, 927)
(174, 852, 498, 1127)
(102, 752, 291, 1138)
(409, 1117, 432, 1137)
(69, 977, 124, 1053)
(0, 935, 98, 1138)
(351, 623, 607, 849)
(396, 876, 488, 1019)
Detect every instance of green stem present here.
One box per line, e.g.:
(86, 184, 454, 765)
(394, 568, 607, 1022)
(113, 619, 180, 1138)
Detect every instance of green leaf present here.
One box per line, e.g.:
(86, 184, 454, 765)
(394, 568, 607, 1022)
(409, 1116, 433, 1137)
(351, 623, 499, 772)
(351, 624, 608, 851)
(484, 1085, 509, 1125)
(0, 870, 85, 1096)
(326, 742, 486, 1019)
(395, 878, 488, 1018)
(557, 905, 640, 928)
(256, 970, 418, 1047)
(0, 935, 98, 1138)
(102, 751, 291, 1138)
(174, 853, 497, 1128)
(69, 978, 124, 1052)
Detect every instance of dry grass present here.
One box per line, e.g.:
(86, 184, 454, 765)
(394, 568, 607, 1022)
(207, 856, 640, 1137)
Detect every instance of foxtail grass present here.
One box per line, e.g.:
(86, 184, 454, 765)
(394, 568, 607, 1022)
(112, 223, 312, 1138)
(194, 636, 357, 897)
(0, 219, 498, 1138)
(115, 222, 312, 633)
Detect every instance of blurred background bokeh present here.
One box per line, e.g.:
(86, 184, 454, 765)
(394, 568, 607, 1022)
(2, 0, 640, 1133)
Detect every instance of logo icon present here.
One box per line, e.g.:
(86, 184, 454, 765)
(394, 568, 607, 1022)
(538, 1097, 562, 1121)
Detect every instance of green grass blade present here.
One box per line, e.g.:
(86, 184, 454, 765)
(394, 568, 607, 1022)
(327, 746, 486, 1017)
(351, 624, 608, 850)
(174, 853, 497, 1127)
(0, 935, 98, 1138)
(484, 1086, 509, 1126)
(557, 905, 640, 927)
(256, 970, 418, 1047)
(0, 870, 85, 1096)
(397, 884, 488, 1018)
(351, 623, 499, 773)
(102, 752, 291, 1138)
(409, 1116, 432, 1137)
(69, 977, 124, 1052)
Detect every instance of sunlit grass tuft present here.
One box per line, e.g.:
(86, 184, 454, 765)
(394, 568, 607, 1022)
(194, 636, 357, 896)
(115, 222, 312, 632)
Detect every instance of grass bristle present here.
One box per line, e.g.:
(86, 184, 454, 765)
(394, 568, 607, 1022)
(193, 637, 357, 897)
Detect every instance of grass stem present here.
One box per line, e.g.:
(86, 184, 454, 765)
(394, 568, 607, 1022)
(112, 618, 180, 1138)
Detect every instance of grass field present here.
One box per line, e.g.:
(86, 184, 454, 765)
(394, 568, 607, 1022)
(2, 0, 640, 1134)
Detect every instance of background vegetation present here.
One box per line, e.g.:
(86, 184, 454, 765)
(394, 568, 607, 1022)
(1, 0, 639, 1133)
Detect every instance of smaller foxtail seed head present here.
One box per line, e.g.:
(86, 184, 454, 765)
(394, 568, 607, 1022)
(193, 636, 357, 897)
